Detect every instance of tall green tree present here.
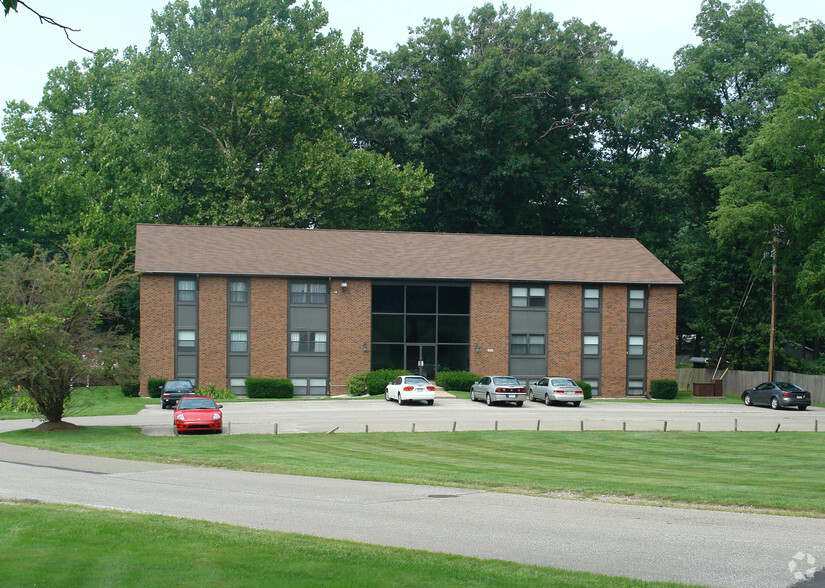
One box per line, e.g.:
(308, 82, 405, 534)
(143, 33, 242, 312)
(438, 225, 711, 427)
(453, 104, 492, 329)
(1, 49, 155, 255)
(668, 0, 825, 366)
(137, 0, 430, 229)
(0, 246, 136, 425)
(709, 50, 825, 365)
(358, 4, 613, 234)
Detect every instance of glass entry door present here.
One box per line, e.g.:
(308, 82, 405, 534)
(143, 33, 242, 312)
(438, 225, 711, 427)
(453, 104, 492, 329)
(406, 345, 436, 380)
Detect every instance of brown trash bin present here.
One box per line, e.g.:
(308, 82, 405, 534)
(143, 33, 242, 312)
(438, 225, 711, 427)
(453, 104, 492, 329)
(693, 382, 716, 397)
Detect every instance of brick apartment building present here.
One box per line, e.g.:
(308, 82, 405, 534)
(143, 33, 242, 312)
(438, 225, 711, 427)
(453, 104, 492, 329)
(135, 224, 682, 397)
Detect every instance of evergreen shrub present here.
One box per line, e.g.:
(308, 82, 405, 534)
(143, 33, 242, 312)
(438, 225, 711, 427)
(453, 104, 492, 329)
(345, 372, 369, 396)
(246, 378, 294, 399)
(650, 379, 678, 399)
(147, 379, 166, 398)
(435, 371, 479, 392)
(365, 369, 411, 396)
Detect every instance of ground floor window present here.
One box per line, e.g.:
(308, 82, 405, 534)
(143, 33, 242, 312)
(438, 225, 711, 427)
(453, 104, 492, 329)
(627, 379, 645, 396)
(292, 378, 327, 396)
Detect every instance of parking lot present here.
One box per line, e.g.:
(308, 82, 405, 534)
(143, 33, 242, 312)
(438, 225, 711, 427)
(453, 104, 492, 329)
(3, 396, 818, 436)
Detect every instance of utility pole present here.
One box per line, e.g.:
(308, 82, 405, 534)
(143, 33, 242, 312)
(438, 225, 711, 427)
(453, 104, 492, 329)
(768, 235, 777, 382)
(768, 226, 785, 382)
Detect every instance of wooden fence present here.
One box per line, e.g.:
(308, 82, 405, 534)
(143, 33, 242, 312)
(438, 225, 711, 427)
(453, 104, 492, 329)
(676, 368, 825, 403)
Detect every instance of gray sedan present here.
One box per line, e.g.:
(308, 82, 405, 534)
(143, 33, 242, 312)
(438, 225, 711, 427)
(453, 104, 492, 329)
(470, 376, 526, 406)
(528, 377, 584, 406)
(741, 382, 811, 410)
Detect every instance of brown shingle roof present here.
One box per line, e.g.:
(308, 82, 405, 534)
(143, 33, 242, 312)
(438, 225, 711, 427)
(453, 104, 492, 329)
(135, 224, 682, 285)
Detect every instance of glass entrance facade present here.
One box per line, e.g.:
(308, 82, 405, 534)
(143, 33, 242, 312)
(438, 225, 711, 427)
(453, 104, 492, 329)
(371, 283, 470, 377)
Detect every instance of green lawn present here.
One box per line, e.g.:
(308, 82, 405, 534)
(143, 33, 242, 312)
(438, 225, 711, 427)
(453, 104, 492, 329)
(0, 386, 155, 420)
(0, 501, 689, 588)
(3, 426, 824, 516)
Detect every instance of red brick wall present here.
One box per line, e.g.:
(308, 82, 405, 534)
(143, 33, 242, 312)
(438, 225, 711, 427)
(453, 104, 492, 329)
(249, 277, 288, 379)
(602, 285, 628, 397)
(548, 284, 582, 378)
(139, 274, 174, 396)
(198, 276, 227, 387)
(329, 279, 371, 395)
(469, 282, 509, 376)
(647, 286, 677, 386)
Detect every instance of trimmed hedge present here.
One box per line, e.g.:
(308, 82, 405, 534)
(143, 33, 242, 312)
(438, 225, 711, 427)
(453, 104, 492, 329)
(147, 379, 166, 399)
(650, 379, 678, 400)
(365, 369, 411, 396)
(345, 372, 369, 396)
(121, 382, 140, 398)
(246, 377, 294, 399)
(576, 381, 592, 400)
(435, 371, 479, 392)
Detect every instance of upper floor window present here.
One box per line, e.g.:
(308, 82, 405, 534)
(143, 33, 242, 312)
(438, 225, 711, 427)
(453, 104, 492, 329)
(511, 334, 545, 355)
(583, 287, 601, 309)
(628, 335, 645, 356)
(290, 282, 328, 305)
(177, 330, 196, 352)
(512, 286, 545, 308)
(229, 280, 249, 304)
(583, 335, 600, 356)
(629, 288, 646, 310)
(177, 279, 196, 302)
(230, 330, 248, 353)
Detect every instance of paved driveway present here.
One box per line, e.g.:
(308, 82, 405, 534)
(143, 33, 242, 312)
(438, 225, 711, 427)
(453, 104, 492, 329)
(1, 442, 823, 587)
(1, 397, 820, 436)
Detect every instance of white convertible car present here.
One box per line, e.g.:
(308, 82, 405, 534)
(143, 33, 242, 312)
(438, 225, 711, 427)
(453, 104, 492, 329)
(385, 375, 436, 405)
(528, 377, 584, 406)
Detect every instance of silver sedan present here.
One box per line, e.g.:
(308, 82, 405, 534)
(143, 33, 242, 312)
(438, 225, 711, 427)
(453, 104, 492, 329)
(528, 377, 584, 406)
(470, 376, 526, 406)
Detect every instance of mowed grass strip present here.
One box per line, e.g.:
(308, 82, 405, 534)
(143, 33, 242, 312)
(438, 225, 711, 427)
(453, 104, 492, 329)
(0, 502, 691, 588)
(0, 386, 153, 420)
(3, 427, 824, 514)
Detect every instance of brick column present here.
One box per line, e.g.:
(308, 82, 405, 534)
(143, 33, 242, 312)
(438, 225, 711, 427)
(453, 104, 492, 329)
(329, 279, 371, 395)
(139, 274, 174, 396)
(601, 285, 628, 397)
(470, 282, 509, 376)
(548, 284, 581, 378)
(250, 277, 288, 379)
(198, 276, 227, 388)
(647, 286, 678, 387)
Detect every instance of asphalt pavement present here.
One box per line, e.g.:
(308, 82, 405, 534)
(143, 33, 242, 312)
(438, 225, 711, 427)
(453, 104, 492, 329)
(2, 399, 824, 587)
(1, 441, 824, 587)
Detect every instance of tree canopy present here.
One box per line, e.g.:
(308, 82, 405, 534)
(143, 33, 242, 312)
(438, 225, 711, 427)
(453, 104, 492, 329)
(2, 0, 825, 372)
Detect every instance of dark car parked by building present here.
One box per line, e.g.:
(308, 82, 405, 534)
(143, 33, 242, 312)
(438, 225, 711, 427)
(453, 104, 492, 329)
(741, 382, 811, 410)
(160, 379, 197, 409)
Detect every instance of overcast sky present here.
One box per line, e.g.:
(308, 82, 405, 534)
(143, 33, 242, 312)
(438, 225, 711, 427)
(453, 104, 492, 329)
(2, 0, 825, 118)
